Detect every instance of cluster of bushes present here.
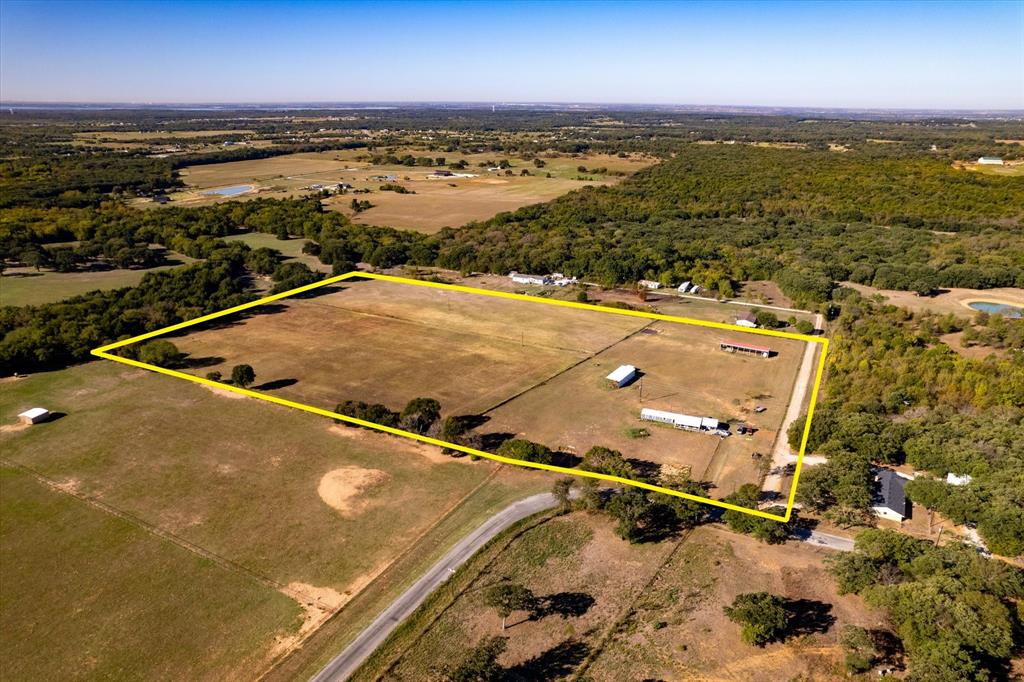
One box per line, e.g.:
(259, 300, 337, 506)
(334, 396, 442, 436)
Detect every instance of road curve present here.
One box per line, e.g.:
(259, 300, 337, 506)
(309, 487, 854, 682)
(310, 492, 562, 682)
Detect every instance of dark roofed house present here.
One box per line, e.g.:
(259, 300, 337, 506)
(871, 469, 909, 522)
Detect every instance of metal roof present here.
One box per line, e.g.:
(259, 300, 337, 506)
(18, 407, 49, 419)
(720, 339, 773, 353)
(606, 365, 637, 382)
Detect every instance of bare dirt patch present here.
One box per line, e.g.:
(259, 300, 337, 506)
(317, 466, 390, 516)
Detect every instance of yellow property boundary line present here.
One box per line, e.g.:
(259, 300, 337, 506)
(92, 271, 828, 523)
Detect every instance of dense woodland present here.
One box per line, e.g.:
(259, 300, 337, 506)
(1, 108, 1022, 679)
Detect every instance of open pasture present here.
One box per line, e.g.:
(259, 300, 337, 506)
(169, 149, 654, 231)
(0, 361, 549, 678)
(149, 277, 808, 495)
(0, 253, 197, 307)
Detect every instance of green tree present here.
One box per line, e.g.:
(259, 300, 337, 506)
(484, 582, 535, 630)
(399, 397, 441, 435)
(231, 364, 256, 388)
(580, 446, 634, 478)
(723, 592, 789, 646)
(552, 478, 574, 512)
(496, 439, 553, 465)
(839, 625, 877, 673)
(136, 340, 180, 367)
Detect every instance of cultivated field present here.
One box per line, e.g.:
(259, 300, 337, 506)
(146, 277, 810, 497)
(0, 361, 550, 679)
(166, 149, 654, 232)
(359, 513, 881, 681)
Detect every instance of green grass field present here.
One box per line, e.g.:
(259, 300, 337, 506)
(0, 464, 301, 681)
(1, 258, 195, 307)
(221, 232, 324, 269)
(0, 361, 549, 678)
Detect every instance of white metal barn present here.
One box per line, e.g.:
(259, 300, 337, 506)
(977, 156, 1004, 165)
(17, 407, 50, 425)
(606, 364, 637, 388)
(677, 281, 691, 293)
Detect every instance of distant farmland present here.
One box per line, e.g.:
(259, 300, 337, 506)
(166, 149, 655, 233)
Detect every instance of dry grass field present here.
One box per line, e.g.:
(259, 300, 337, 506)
(0, 361, 550, 679)
(150, 277, 808, 495)
(164, 149, 654, 232)
(361, 514, 881, 682)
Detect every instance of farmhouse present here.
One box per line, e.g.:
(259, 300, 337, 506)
(640, 408, 725, 435)
(638, 279, 661, 290)
(977, 156, 1004, 165)
(509, 271, 551, 285)
(17, 407, 50, 425)
(606, 364, 637, 388)
(720, 339, 773, 358)
(871, 469, 910, 522)
(735, 311, 758, 328)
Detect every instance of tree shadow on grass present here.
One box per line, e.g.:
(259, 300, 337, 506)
(532, 592, 595, 620)
(783, 598, 835, 637)
(505, 639, 590, 681)
(252, 378, 298, 391)
(181, 355, 225, 369)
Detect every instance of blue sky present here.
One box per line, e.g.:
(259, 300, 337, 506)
(1, 0, 1021, 109)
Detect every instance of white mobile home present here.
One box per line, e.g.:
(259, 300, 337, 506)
(638, 280, 661, 290)
(509, 271, 551, 286)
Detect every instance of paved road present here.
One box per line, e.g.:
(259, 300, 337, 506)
(795, 528, 856, 552)
(311, 489, 854, 682)
(309, 492, 562, 682)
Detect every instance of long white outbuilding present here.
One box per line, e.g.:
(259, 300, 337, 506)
(640, 407, 720, 432)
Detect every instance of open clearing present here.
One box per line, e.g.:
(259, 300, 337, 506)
(0, 255, 196, 307)
(0, 361, 550, 679)
(149, 277, 809, 499)
(841, 282, 1024, 318)
(361, 514, 882, 682)
(165, 150, 654, 232)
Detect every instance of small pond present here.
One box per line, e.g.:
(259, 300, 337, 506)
(202, 184, 253, 197)
(967, 301, 1023, 318)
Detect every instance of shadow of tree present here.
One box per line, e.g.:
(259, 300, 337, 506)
(532, 592, 595, 620)
(182, 355, 225, 369)
(505, 639, 589, 681)
(253, 378, 298, 391)
(783, 598, 836, 637)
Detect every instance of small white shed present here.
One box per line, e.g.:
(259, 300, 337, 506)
(606, 364, 637, 388)
(18, 407, 51, 425)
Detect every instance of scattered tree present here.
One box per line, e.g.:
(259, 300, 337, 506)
(230, 364, 256, 388)
(723, 592, 789, 646)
